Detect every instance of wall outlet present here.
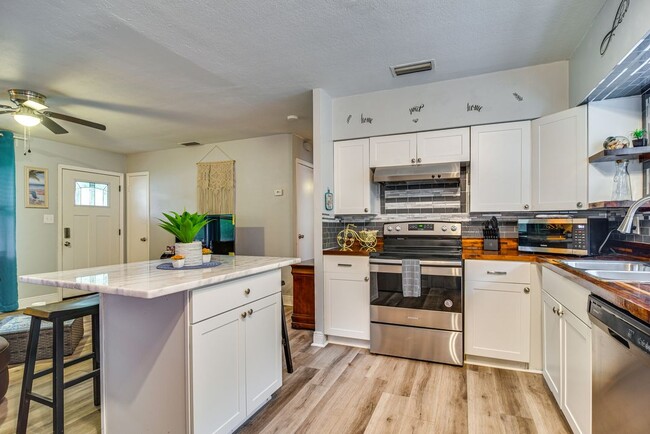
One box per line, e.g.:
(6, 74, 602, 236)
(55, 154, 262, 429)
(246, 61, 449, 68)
(43, 214, 55, 224)
(274, 189, 284, 196)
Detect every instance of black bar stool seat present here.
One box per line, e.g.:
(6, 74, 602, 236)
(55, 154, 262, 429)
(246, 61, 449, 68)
(17, 294, 101, 434)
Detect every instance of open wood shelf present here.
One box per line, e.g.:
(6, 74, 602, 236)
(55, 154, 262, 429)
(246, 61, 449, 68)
(589, 146, 650, 163)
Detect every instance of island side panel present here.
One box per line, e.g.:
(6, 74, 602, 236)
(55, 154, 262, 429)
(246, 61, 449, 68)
(100, 292, 188, 434)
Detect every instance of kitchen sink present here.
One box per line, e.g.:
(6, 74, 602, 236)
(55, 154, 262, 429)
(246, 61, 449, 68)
(560, 260, 650, 272)
(584, 270, 650, 283)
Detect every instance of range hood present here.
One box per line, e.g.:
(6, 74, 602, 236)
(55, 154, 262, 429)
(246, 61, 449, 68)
(373, 162, 460, 183)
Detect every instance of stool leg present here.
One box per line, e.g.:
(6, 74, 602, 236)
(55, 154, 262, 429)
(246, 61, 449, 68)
(17, 317, 41, 434)
(91, 313, 101, 406)
(53, 318, 65, 434)
(281, 307, 293, 374)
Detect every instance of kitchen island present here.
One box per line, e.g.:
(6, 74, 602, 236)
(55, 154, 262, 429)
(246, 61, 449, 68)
(20, 255, 300, 434)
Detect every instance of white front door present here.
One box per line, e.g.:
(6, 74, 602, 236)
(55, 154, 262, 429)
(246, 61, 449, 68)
(126, 172, 150, 262)
(61, 167, 122, 298)
(295, 160, 314, 261)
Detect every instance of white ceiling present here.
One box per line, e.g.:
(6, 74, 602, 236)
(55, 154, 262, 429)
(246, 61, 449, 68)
(0, 0, 606, 154)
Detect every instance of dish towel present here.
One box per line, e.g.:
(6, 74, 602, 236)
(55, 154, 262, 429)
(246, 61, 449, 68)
(402, 259, 421, 298)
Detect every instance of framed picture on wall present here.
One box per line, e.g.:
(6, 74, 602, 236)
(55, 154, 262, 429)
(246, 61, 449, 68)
(25, 167, 48, 208)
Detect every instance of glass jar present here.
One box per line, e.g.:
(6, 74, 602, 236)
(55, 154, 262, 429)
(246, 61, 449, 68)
(612, 160, 632, 201)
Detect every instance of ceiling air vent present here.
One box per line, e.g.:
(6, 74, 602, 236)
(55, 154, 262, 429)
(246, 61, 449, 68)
(390, 60, 435, 77)
(179, 141, 202, 147)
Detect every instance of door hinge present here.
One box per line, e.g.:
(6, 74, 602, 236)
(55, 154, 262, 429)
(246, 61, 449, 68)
(119, 185, 122, 192)
(119, 229, 122, 236)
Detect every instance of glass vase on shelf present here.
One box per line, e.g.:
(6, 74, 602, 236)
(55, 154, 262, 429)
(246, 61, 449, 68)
(611, 160, 632, 201)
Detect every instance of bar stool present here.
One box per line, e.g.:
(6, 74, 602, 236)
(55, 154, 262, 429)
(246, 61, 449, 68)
(17, 294, 100, 434)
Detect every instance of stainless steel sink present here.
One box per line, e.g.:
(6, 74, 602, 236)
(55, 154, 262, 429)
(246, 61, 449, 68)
(561, 260, 650, 272)
(584, 270, 650, 283)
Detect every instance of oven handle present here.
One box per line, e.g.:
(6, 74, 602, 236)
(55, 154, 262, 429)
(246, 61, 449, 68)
(370, 263, 462, 277)
(369, 258, 462, 267)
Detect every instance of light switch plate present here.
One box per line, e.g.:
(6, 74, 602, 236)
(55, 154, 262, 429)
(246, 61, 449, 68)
(43, 214, 55, 224)
(274, 189, 284, 196)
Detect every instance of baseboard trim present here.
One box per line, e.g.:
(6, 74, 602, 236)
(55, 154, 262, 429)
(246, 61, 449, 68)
(326, 335, 370, 349)
(18, 292, 61, 310)
(465, 355, 541, 373)
(311, 331, 328, 347)
(282, 295, 293, 307)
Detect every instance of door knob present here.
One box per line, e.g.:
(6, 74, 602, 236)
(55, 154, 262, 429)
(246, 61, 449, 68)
(140, 237, 147, 242)
(298, 234, 305, 239)
(64, 241, 71, 247)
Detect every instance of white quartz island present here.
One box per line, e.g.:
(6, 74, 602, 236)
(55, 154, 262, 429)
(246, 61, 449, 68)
(20, 255, 300, 434)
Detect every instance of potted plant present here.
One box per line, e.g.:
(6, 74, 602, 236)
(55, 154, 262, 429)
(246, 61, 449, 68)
(158, 211, 210, 266)
(202, 248, 212, 264)
(632, 129, 647, 147)
(171, 254, 185, 269)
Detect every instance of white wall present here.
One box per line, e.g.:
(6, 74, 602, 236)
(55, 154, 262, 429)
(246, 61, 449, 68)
(570, 0, 650, 106)
(126, 134, 300, 297)
(333, 61, 569, 140)
(14, 136, 126, 305)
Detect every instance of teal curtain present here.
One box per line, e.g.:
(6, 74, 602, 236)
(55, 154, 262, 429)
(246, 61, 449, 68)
(0, 131, 18, 312)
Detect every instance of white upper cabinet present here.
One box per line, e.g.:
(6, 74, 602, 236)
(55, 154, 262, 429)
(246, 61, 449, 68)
(369, 134, 417, 167)
(532, 106, 588, 211)
(368, 128, 469, 168)
(416, 127, 470, 164)
(470, 121, 532, 212)
(334, 139, 377, 215)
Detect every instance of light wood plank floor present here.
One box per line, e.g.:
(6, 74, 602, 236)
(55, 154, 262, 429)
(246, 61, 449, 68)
(0, 310, 570, 434)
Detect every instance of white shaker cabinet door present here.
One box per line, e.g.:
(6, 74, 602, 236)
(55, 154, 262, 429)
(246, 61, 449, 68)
(470, 121, 531, 212)
(324, 272, 370, 340)
(562, 309, 592, 434)
(191, 308, 246, 434)
(369, 133, 417, 167)
(542, 291, 562, 405)
(334, 139, 374, 215)
(531, 106, 588, 211)
(416, 127, 470, 164)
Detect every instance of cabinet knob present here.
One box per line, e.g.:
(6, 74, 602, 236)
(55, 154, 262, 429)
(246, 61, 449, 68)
(557, 308, 564, 317)
(411, 158, 416, 164)
(64, 241, 71, 247)
(244, 288, 251, 295)
(241, 312, 247, 318)
(364, 276, 369, 282)
(298, 234, 305, 239)
(248, 309, 254, 316)
(417, 157, 422, 163)
(523, 287, 530, 294)
(364, 208, 369, 213)
(140, 237, 147, 242)
(523, 204, 530, 210)
(552, 306, 557, 314)
(576, 202, 583, 208)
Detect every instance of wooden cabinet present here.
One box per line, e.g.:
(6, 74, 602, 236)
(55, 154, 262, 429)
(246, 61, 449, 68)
(334, 139, 377, 215)
(324, 256, 370, 340)
(470, 121, 532, 212)
(532, 106, 588, 211)
(290, 261, 315, 330)
(465, 260, 531, 363)
(369, 128, 469, 168)
(542, 268, 591, 434)
(189, 271, 282, 433)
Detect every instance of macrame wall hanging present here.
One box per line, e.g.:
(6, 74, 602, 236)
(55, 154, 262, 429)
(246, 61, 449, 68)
(197, 160, 235, 214)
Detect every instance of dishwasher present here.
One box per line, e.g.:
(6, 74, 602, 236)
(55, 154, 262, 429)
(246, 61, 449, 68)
(588, 296, 650, 434)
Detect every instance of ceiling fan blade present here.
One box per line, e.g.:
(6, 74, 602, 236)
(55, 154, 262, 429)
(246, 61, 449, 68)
(40, 116, 68, 134)
(44, 111, 106, 131)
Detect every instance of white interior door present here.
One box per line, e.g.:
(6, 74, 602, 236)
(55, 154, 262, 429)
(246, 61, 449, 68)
(61, 167, 122, 298)
(126, 172, 150, 262)
(296, 160, 314, 261)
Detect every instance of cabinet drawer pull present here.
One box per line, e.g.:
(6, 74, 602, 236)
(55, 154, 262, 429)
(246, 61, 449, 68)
(486, 271, 507, 275)
(338, 263, 353, 267)
(244, 288, 251, 295)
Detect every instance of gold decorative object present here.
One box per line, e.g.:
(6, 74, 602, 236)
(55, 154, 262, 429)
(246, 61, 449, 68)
(336, 224, 378, 252)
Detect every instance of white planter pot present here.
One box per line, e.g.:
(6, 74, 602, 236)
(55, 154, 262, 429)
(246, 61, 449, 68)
(172, 259, 185, 269)
(202, 254, 211, 264)
(175, 241, 203, 266)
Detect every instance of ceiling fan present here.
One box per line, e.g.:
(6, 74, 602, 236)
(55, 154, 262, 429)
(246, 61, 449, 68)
(0, 89, 106, 135)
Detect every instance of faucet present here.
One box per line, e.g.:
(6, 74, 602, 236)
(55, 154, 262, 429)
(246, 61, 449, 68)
(617, 194, 650, 233)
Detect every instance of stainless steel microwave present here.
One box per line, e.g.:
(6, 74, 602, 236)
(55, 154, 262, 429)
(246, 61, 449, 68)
(517, 218, 610, 256)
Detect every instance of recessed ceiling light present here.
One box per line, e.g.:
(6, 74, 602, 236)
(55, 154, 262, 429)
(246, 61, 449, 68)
(390, 60, 435, 77)
(287, 115, 299, 121)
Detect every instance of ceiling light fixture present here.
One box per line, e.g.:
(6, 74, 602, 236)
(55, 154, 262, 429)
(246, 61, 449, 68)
(391, 60, 435, 77)
(13, 106, 42, 127)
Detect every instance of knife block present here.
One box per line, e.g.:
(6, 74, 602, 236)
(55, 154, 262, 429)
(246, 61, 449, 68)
(483, 238, 500, 251)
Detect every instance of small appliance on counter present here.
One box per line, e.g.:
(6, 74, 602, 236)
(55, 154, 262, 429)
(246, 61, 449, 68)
(517, 217, 609, 256)
(482, 216, 500, 251)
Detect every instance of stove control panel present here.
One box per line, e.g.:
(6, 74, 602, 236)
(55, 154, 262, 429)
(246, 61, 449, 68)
(383, 222, 462, 237)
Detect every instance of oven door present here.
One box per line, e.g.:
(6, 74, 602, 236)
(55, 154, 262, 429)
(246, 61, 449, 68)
(369, 259, 462, 331)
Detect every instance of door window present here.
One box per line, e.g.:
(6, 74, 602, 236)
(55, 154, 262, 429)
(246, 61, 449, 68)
(75, 181, 109, 207)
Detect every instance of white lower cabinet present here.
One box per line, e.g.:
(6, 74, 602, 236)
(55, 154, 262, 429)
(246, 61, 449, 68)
(465, 260, 532, 363)
(189, 271, 282, 434)
(324, 256, 370, 340)
(542, 268, 591, 434)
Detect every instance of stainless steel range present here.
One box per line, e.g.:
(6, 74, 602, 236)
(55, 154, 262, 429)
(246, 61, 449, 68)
(369, 221, 463, 366)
